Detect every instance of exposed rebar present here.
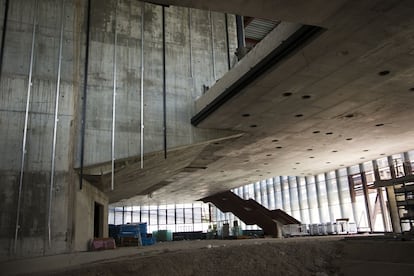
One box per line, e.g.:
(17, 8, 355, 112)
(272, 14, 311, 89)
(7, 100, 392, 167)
(111, 0, 118, 191)
(79, 0, 91, 189)
(15, 0, 38, 253)
(140, 2, 145, 168)
(48, 0, 65, 248)
(0, 0, 10, 79)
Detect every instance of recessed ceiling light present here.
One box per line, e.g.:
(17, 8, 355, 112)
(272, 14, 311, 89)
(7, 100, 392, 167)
(242, 113, 250, 117)
(363, 149, 369, 152)
(326, 162, 331, 164)
(360, 157, 365, 159)
(250, 124, 257, 128)
(307, 148, 313, 151)
(272, 139, 279, 142)
(380, 153, 386, 156)
(340, 164, 344, 166)
(332, 150, 338, 153)
(296, 162, 300, 165)
(345, 114, 354, 118)
(378, 70, 390, 76)
(302, 95, 311, 99)
(293, 168, 297, 170)
(309, 156, 315, 159)
(313, 130, 320, 134)
(295, 114, 304, 117)
(276, 146, 283, 149)
(283, 92, 292, 97)
(256, 170, 260, 172)
(264, 163, 268, 165)
(326, 132, 333, 135)
(346, 138, 352, 141)
(266, 154, 272, 156)
(375, 123, 384, 127)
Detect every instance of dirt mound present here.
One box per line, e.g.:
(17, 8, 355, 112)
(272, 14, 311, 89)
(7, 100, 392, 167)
(51, 240, 341, 276)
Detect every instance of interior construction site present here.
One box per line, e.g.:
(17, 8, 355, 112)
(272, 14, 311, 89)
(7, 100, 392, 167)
(1, 0, 414, 275)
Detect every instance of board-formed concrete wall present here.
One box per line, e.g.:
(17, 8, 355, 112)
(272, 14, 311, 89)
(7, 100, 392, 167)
(0, 0, 236, 257)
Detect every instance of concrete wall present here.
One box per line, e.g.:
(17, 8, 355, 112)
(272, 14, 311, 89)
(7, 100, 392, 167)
(82, 0, 237, 166)
(0, 0, 81, 258)
(0, 0, 236, 258)
(73, 181, 108, 252)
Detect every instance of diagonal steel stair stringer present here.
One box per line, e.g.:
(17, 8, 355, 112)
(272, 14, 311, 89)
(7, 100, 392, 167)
(202, 190, 300, 237)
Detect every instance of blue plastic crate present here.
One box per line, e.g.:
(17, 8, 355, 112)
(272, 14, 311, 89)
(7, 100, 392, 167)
(118, 224, 140, 238)
(141, 236, 156, 246)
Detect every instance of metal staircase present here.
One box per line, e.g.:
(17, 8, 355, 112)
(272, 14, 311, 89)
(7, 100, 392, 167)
(202, 191, 300, 237)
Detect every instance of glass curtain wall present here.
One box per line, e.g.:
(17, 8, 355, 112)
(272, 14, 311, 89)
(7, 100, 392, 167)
(216, 150, 414, 233)
(109, 202, 212, 233)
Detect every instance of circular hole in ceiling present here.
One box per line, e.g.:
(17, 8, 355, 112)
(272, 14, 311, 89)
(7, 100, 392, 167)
(345, 114, 354, 118)
(267, 172, 271, 174)
(326, 132, 333, 135)
(326, 162, 331, 164)
(264, 163, 268, 165)
(272, 139, 279, 142)
(332, 150, 338, 153)
(220, 170, 224, 173)
(276, 146, 283, 149)
(259, 174, 263, 177)
(363, 149, 369, 152)
(302, 95, 311, 99)
(309, 156, 315, 159)
(293, 168, 297, 170)
(380, 153, 386, 156)
(340, 164, 344, 166)
(295, 114, 304, 118)
(410, 87, 414, 91)
(242, 113, 250, 117)
(244, 160, 249, 162)
(346, 138, 353, 141)
(307, 148, 313, 151)
(283, 92, 292, 97)
(360, 157, 365, 159)
(375, 123, 384, 127)
(266, 154, 272, 157)
(256, 170, 260, 172)
(296, 162, 300, 165)
(313, 130, 320, 134)
(378, 70, 390, 76)
(250, 124, 257, 128)
(213, 142, 220, 145)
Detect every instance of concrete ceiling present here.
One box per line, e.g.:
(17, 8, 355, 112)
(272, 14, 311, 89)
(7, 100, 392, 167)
(103, 0, 414, 205)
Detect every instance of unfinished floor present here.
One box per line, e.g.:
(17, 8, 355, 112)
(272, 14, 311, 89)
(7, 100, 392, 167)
(2, 235, 414, 276)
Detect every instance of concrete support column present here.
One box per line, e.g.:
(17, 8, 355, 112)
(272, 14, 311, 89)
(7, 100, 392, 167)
(280, 176, 287, 211)
(315, 175, 324, 222)
(324, 172, 334, 222)
(387, 156, 402, 233)
(296, 176, 305, 223)
(359, 163, 373, 232)
(372, 160, 391, 232)
(346, 167, 359, 225)
(273, 177, 279, 209)
(305, 176, 314, 223)
(335, 170, 345, 219)
(287, 177, 295, 215)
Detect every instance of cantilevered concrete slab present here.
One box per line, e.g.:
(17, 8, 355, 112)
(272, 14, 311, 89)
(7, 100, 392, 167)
(114, 0, 414, 205)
